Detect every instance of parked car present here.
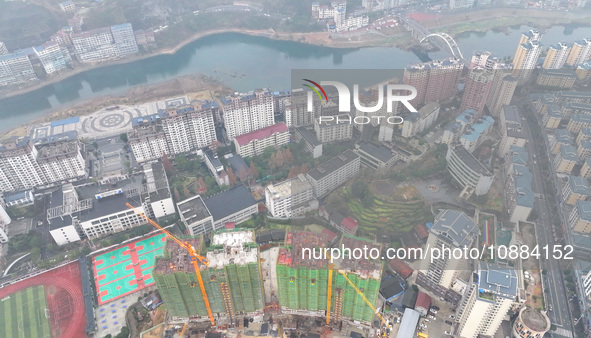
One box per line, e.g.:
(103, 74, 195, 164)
(449, 315, 455, 319)
(431, 306, 440, 311)
(445, 320, 453, 325)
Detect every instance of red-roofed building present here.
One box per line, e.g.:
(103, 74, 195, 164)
(319, 205, 359, 235)
(233, 123, 290, 158)
(321, 228, 338, 244)
(389, 258, 414, 279)
(225, 222, 236, 229)
(415, 292, 432, 316)
(414, 224, 429, 243)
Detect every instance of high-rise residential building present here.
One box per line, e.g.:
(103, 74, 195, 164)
(59, 0, 76, 13)
(401, 102, 440, 138)
(469, 51, 504, 70)
(141, 163, 175, 221)
(33, 41, 71, 74)
(460, 68, 495, 116)
(0, 50, 38, 86)
(286, 89, 316, 127)
(512, 307, 551, 338)
(536, 69, 577, 89)
(498, 106, 527, 156)
(265, 174, 317, 218)
(566, 38, 591, 66)
(456, 262, 522, 338)
(34, 132, 86, 184)
(128, 115, 169, 163)
(0, 138, 46, 192)
(0, 200, 11, 244)
(459, 115, 494, 152)
(0, 41, 8, 55)
(542, 42, 571, 69)
(277, 232, 382, 323)
(154, 230, 264, 318)
(445, 145, 494, 196)
(416, 209, 478, 302)
(504, 146, 534, 224)
(306, 150, 361, 198)
(177, 185, 258, 235)
(233, 123, 290, 158)
(71, 27, 118, 63)
(554, 144, 579, 174)
(569, 199, 591, 233)
(562, 175, 591, 206)
(111, 23, 139, 56)
(403, 57, 464, 107)
(222, 89, 275, 140)
(486, 71, 517, 117)
(512, 30, 542, 82)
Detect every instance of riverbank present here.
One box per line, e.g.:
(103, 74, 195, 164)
(2, 7, 588, 101)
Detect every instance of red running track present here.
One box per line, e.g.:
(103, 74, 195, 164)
(0, 262, 86, 338)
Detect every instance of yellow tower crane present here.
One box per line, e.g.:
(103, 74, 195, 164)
(126, 203, 216, 326)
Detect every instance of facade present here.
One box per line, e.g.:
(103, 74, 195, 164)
(153, 230, 264, 318)
(569, 199, 591, 233)
(178, 185, 258, 235)
(306, 150, 361, 198)
(222, 89, 275, 140)
(294, 127, 323, 159)
(486, 71, 517, 117)
(403, 57, 464, 107)
(550, 128, 574, 154)
(71, 27, 118, 63)
(512, 307, 551, 338)
(0, 41, 8, 55)
(0, 51, 38, 86)
(33, 41, 71, 74)
(59, 1, 76, 12)
(542, 42, 571, 69)
(582, 158, 591, 179)
(456, 262, 522, 338)
(314, 114, 353, 143)
(543, 103, 563, 129)
(554, 144, 580, 174)
(459, 68, 494, 116)
(417, 209, 478, 290)
(536, 69, 577, 89)
(0, 138, 46, 192)
(34, 132, 86, 184)
(498, 106, 527, 157)
(128, 116, 169, 163)
(512, 30, 542, 82)
(233, 123, 289, 158)
(265, 174, 317, 218)
(79, 195, 146, 239)
(567, 113, 591, 134)
(142, 163, 175, 220)
(110, 23, 138, 56)
(446, 145, 494, 196)
(401, 102, 440, 138)
(0, 201, 11, 243)
(354, 141, 397, 170)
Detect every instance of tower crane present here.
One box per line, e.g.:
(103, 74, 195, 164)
(179, 323, 188, 337)
(125, 203, 216, 326)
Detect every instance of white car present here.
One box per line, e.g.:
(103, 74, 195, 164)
(430, 309, 438, 314)
(444, 331, 451, 335)
(449, 315, 455, 319)
(424, 319, 430, 323)
(428, 315, 436, 320)
(420, 324, 427, 329)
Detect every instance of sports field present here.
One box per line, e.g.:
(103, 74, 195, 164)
(92, 233, 167, 305)
(0, 285, 52, 338)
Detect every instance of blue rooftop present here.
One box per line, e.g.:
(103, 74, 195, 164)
(460, 116, 494, 142)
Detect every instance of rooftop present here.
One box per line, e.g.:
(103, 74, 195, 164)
(266, 174, 313, 200)
(575, 200, 591, 222)
(456, 109, 477, 125)
(450, 145, 492, 176)
(380, 274, 405, 300)
(546, 104, 563, 119)
(554, 129, 574, 145)
(397, 308, 421, 338)
(154, 237, 203, 275)
(307, 150, 359, 181)
(204, 185, 257, 221)
(477, 261, 519, 300)
(355, 141, 396, 164)
(206, 229, 258, 269)
(502, 105, 521, 124)
(513, 165, 534, 208)
(520, 307, 551, 332)
(559, 144, 580, 162)
(177, 195, 211, 225)
(431, 209, 478, 248)
(460, 116, 494, 142)
(508, 145, 528, 166)
(334, 235, 381, 279)
(234, 123, 288, 146)
(204, 149, 223, 170)
(296, 127, 321, 147)
(278, 231, 329, 269)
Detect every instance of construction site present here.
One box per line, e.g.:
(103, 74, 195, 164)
(152, 229, 264, 325)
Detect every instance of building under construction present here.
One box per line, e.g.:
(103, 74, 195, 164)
(153, 229, 264, 321)
(276, 232, 383, 324)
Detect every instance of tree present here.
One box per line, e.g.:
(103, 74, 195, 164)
(227, 167, 237, 186)
(249, 161, 259, 179)
(119, 133, 128, 143)
(300, 163, 309, 174)
(115, 326, 129, 338)
(288, 166, 299, 178)
(162, 153, 175, 174)
(175, 155, 190, 171)
(173, 187, 181, 202)
(183, 184, 190, 199)
(275, 149, 285, 167)
(284, 147, 293, 163)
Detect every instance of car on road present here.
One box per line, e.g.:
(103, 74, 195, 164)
(445, 320, 453, 325)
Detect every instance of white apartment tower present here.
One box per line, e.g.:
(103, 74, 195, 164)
(456, 262, 522, 338)
(111, 23, 138, 56)
(265, 174, 317, 218)
(0, 138, 45, 192)
(222, 89, 275, 140)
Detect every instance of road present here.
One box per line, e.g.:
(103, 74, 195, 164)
(520, 99, 574, 336)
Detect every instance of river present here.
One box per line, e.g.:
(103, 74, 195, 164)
(1, 24, 591, 132)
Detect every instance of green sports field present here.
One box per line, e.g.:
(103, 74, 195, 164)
(0, 286, 52, 338)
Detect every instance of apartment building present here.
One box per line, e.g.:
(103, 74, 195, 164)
(34, 132, 86, 184)
(543, 103, 563, 129)
(403, 57, 464, 107)
(459, 116, 494, 153)
(0, 138, 46, 192)
(498, 106, 527, 157)
(562, 175, 591, 206)
(128, 115, 169, 163)
(417, 209, 478, 294)
(565, 102, 591, 119)
(582, 158, 591, 179)
(512, 307, 551, 338)
(512, 29, 542, 82)
(142, 163, 175, 221)
(542, 42, 571, 69)
(314, 114, 353, 143)
(177, 185, 258, 235)
(33, 41, 71, 74)
(306, 150, 361, 198)
(0, 50, 38, 86)
(567, 113, 591, 134)
(486, 71, 517, 117)
(446, 144, 494, 196)
(265, 174, 317, 218)
(354, 141, 398, 170)
(294, 127, 323, 159)
(111, 23, 138, 56)
(59, 0, 76, 12)
(578, 139, 591, 159)
(536, 69, 576, 89)
(0, 41, 8, 55)
(401, 102, 440, 138)
(71, 27, 118, 63)
(319, 204, 359, 235)
(234, 123, 289, 158)
(550, 129, 574, 154)
(460, 68, 494, 116)
(569, 200, 591, 233)
(504, 146, 534, 224)
(0, 201, 11, 244)
(222, 89, 275, 140)
(456, 262, 522, 338)
(554, 144, 580, 174)
(566, 38, 591, 66)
